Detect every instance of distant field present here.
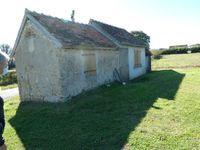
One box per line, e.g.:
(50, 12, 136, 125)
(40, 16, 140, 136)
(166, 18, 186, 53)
(152, 53, 200, 69)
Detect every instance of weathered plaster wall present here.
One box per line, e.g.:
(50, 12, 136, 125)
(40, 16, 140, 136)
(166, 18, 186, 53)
(128, 47, 147, 79)
(58, 49, 83, 99)
(58, 48, 119, 99)
(119, 48, 129, 81)
(15, 20, 62, 102)
(96, 49, 119, 84)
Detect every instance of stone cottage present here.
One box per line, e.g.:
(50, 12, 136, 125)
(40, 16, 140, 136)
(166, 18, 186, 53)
(13, 9, 151, 102)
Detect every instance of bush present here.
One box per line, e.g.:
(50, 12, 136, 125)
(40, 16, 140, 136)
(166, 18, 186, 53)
(0, 70, 17, 86)
(191, 47, 200, 53)
(153, 54, 162, 59)
(160, 47, 200, 55)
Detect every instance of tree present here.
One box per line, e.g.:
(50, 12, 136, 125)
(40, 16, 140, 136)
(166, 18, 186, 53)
(130, 31, 150, 50)
(0, 44, 12, 55)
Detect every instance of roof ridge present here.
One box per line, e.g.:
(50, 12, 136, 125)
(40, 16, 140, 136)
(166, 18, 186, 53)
(26, 8, 61, 20)
(89, 19, 128, 32)
(26, 9, 90, 26)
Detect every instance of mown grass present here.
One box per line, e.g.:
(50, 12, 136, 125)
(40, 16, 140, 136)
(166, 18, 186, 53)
(0, 83, 18, 90)
(3, 68, 200, 149)
(152, 53, 200, 69)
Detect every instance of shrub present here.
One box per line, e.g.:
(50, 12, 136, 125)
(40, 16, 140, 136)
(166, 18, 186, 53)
(159, 47, 200, 55)
(0, 70, 17, 86)
(191, 47, 200, 53)
(153, 54, 162, 59)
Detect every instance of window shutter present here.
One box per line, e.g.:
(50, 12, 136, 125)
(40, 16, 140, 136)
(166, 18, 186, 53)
(82, 50, 96, 75)
(134, 48, 142, 68)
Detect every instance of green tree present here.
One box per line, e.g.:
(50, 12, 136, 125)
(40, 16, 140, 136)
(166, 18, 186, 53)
(0, 44, 12, 55)
(130, 31, 150, 50)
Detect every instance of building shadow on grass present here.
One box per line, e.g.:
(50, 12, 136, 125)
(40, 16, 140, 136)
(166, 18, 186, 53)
(9, 70, 185, 150)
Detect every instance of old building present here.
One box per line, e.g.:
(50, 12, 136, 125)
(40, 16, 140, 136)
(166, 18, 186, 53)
(13, 9, 151, 102)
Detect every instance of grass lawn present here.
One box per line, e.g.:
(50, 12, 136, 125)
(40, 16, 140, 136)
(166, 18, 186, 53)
(3, 67, 200, 149)
(0, 83, 18, 90)
(152, 53, 200, 69)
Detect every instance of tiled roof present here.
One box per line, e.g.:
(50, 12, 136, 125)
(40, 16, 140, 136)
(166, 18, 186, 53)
(28, 11, 115, 48)
(89, 19, 146, 47)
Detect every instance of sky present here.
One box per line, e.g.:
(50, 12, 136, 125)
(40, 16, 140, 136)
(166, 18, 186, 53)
(0, 0, 200, 49)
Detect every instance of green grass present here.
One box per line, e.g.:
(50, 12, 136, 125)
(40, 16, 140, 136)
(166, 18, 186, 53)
(3, 68, 200, 149)
(152, 53, 200, 69)
(0, 83, 18, 90)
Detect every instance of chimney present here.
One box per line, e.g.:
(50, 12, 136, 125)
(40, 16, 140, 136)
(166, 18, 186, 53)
(71, 10, 75, 22)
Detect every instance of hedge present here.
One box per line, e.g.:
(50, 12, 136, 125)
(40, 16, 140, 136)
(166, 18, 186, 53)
(151, 47, 200, 56)
(0, 70, 17, 86)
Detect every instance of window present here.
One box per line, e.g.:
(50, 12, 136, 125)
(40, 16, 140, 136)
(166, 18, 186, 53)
(82, 50, 96, 75)
(134, 48, 142, 68)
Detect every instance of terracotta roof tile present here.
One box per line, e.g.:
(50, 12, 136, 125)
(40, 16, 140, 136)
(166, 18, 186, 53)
(90, 19, 145, 47)
(28, 11, 115, 48)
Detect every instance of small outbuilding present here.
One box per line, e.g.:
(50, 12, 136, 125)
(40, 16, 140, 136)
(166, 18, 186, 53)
(13, 9, 151, 102)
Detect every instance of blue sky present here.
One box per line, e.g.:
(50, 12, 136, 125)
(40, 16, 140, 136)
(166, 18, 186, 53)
(0, 0, 200, 49)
